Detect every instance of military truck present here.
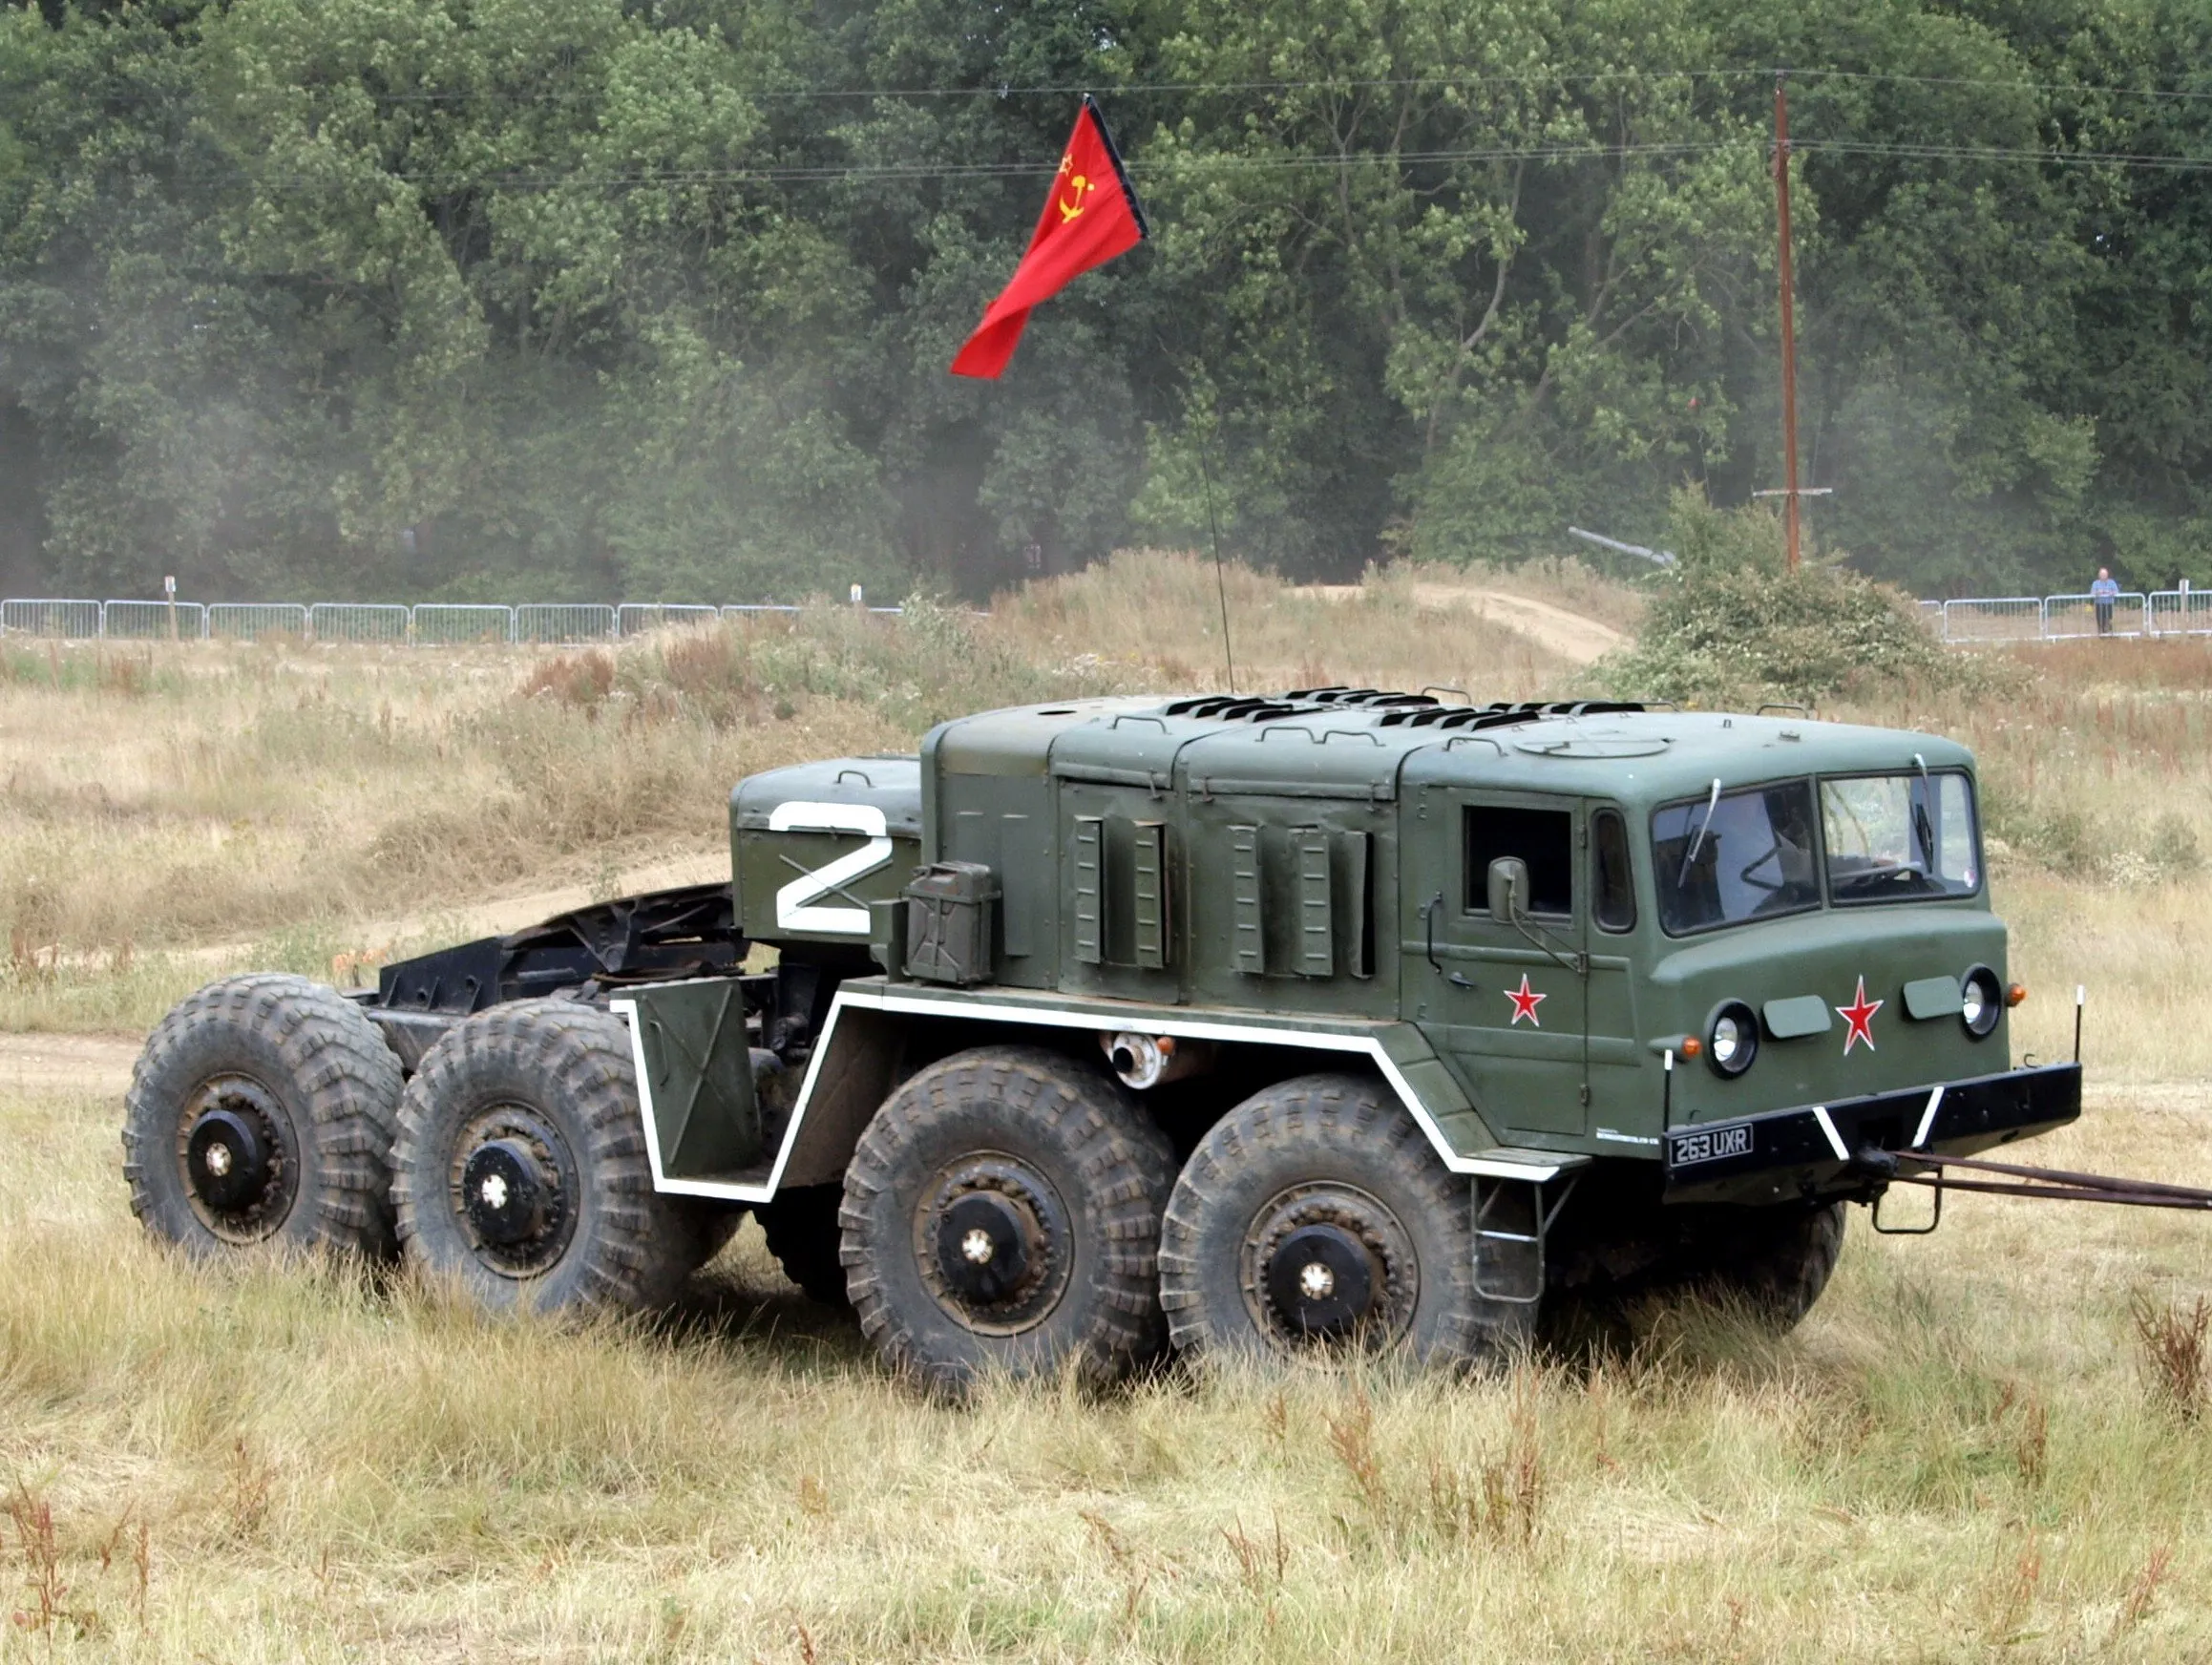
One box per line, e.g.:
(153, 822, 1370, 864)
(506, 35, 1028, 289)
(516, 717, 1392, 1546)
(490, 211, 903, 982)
(122, 688, 2079, 1388)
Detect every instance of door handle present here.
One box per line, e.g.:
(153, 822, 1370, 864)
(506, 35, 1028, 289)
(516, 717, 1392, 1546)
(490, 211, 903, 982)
(1423, 893, 1477, 990)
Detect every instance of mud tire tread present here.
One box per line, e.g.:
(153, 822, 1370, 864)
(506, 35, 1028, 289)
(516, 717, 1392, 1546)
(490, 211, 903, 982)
(390, 1000, 712, 1314)
(120, 973, 404, 1259)
(1693, 1201, 1847, 1332)
(839, 1044, 1176, 1395)
(1159, 1072, 1530, 1372)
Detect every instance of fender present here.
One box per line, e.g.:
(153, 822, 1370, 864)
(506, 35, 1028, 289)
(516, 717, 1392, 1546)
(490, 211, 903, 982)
(620, 978, 1580, 1204)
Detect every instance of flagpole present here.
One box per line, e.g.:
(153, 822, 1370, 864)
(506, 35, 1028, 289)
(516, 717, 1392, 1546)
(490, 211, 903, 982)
(1195, 433, 1236, 694)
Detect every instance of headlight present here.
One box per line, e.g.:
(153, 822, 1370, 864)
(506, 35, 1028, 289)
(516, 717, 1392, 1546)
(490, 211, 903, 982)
(1961, 965, 2003, 1038)
(1706, 1001, 1759, 1077)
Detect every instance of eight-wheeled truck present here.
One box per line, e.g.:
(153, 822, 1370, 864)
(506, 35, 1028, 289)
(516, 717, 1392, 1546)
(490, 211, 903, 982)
(122, 689, 2080, 1388)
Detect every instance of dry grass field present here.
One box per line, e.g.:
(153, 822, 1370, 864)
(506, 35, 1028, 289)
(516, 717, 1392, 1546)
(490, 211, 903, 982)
(5, 552, 2212, 1660)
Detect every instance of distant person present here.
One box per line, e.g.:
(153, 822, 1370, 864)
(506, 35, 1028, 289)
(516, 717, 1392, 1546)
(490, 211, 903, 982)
(2091, 567, 2119, 635)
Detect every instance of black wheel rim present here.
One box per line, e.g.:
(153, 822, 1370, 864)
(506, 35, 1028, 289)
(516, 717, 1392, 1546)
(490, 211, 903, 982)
(447, 1104, 579, 1277)
(175, 1073, 299, 1244)
(912, 1150, 1073, 1336)
(1240, 1182, 1419, 1352)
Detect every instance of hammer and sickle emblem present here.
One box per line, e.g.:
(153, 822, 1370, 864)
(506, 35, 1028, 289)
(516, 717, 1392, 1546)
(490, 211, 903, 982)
(1056, 155, 1093, 222)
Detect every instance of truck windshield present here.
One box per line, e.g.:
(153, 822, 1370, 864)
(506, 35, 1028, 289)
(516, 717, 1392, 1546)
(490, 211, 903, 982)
(1651, 780, 1822, 936)
(1822, 770, 1980, 903)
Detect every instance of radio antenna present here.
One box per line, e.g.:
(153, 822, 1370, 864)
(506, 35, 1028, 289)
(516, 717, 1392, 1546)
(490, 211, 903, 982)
(1196, 440, 1236, 694)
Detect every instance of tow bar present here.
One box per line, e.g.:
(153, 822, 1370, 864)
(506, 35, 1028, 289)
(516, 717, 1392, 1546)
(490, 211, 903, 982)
(1861, 1149, 2212, 1235)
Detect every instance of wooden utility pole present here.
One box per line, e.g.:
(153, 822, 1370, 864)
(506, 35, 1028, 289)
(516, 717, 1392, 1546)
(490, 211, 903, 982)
(1774, 72, 1802, 572)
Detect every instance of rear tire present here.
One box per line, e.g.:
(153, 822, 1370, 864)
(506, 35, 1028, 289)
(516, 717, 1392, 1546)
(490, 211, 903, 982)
(1159, 1073, 1527, 1370)
(390, 1001, 713, 1314)
(840, 1045, 1176, 1395)
(121, 974, 402, 1260)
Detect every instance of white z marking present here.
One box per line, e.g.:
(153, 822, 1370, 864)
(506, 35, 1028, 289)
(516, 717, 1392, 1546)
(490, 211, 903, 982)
(769, 800, 892, 935)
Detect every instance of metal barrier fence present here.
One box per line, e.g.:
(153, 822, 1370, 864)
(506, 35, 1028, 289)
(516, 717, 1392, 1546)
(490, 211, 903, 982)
(208, 602, 310, 642)
(1928, 591, 2210, 643)
(2045, 592, 2149, 640)
(30, 586, 2211, 650)
(2, 599, 102, 639)
(2151, 590, 2212, 634)
(516, 602, 618, 645)
(0, 596, 904, 644)
(309, 602, 411, 643)
(101, 600, 205, 641)
(621, 602, 722, 635)
(1940, 597, 2048, 643)
(412, 603, 516, 645)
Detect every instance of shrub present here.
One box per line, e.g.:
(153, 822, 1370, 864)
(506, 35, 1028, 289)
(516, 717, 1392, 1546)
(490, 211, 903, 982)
(1600, 492, 1987, 706)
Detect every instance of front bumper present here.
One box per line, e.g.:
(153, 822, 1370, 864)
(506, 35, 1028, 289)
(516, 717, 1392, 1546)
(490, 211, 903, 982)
(1662, 1062, 2081, 1205)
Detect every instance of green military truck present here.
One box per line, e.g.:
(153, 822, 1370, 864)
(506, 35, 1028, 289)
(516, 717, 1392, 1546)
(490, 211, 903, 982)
(122, 688, 2078, 1388)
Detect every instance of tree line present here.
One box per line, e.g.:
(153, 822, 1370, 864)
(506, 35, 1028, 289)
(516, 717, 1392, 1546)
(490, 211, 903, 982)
(2, 0, 2208, 604)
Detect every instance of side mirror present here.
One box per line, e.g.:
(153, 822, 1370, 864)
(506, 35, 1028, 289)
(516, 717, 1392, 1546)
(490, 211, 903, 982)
(1486, 855, 1528, 920)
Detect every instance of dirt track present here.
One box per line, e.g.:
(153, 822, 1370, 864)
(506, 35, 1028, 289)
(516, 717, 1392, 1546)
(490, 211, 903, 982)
(2, 852, 735, 1100)
(1, 1033, 142, 1098)
(1296, 582, 1628, 665)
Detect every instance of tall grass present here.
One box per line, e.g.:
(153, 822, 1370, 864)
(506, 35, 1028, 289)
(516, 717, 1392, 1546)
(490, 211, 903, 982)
(2, 1085, 2210, 1659)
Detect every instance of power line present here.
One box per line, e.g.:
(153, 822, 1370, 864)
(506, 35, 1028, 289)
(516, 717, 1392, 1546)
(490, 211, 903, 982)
(158, 134, 2212, 195)
(21, 63, 2212, 113)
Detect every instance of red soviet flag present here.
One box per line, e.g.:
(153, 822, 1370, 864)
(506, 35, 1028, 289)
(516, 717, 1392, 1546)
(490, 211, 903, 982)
(950, 96, 1148, 379)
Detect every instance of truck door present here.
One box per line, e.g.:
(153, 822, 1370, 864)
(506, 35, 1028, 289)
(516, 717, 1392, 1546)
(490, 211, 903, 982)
(1400, 786, 1588, 1141)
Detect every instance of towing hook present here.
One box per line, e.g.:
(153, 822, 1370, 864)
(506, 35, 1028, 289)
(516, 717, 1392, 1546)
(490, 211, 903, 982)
(1847, 1148, 1900, 1181)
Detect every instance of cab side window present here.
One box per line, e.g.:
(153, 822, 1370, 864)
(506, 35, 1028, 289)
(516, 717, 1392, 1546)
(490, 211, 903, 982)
(1592, 809, 1636, 933)
(1464, 806, 1572, 917)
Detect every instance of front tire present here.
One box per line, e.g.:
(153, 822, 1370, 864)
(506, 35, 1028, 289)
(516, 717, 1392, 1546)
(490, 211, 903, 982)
(121, 974, 403, 1260)
(1676, 1201, 1846, 1331)
(390, 1001, 713, 1314)
(840, 1045, 1176, 1395)
(1159, 1073, 1524, 1370)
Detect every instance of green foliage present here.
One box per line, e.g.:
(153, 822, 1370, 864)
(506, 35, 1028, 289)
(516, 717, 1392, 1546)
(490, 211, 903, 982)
(2, 0, 2211, 600)
(1602, 493, 1970, 704)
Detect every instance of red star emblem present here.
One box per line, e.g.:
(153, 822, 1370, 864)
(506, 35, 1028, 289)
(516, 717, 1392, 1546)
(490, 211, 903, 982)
(1505, 973, 1547, 1026)
(1836, 976, 1883, 1055)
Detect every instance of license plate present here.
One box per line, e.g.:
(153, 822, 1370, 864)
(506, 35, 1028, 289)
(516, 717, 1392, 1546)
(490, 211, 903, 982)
(1670, 1124, 1752, 1167)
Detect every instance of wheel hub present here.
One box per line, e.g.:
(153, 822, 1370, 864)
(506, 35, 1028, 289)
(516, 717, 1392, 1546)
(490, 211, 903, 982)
(185, 1106, 272, 1212)
(448, 1107, 577, 1277)
(1241, 1182, 1418, 1352)
(1262, 1223, 1378, 1338)
(915, 1153, 1072, 1335)
(175, 1075, 296, 1242)
(461, 1138, 551, 1246)
(935, 1191, 1033, 1303)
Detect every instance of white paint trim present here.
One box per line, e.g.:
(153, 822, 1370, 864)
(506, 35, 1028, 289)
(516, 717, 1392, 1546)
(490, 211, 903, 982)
(852, 987, 1577, 1181)
(611, 992, 848, 1205)
(619, 983, 1581, 1200)
(607, 999, 664, 1178)
(1912, 1085, 1945, 1149)
(1810, 1105, 1850, 1163)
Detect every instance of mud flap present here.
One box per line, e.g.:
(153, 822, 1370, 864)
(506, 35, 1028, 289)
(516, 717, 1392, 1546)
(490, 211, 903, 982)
(620, 979, 762, 1180)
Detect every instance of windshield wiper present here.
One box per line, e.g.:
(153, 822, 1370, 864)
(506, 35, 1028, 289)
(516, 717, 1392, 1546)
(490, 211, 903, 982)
(1676, 777, 1721, 887)
(1910, 753, 1936, 869)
